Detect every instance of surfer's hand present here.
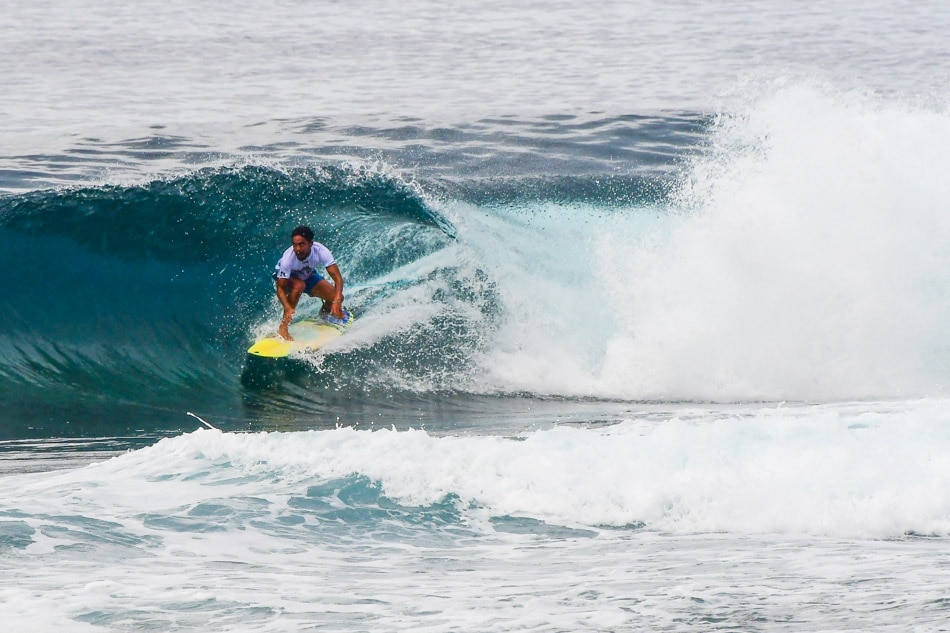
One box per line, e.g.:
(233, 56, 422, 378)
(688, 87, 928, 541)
(330, 301, 343, 320)
(279, 310, 294, 340)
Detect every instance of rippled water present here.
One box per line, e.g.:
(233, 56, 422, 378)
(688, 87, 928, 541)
(4, 1, 950, 631)
(4, 1, 950, 135)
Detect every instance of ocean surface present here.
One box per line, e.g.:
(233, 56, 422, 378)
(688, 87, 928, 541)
(3, 1, 950, 630)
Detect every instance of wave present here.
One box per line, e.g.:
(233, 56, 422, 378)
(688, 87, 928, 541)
(9, 399, 950, 539)
(7, 86, 950, 439)
(0, 164, 461, 436)
(0, 155, 676, 440)
(0, 163, 455, 262)
(461, 86, 950, 402)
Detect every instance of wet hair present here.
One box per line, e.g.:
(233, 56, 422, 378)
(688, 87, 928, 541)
(291, 225, 314, 242)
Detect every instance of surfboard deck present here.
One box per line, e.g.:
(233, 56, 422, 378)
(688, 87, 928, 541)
(247, 313, 352, 359)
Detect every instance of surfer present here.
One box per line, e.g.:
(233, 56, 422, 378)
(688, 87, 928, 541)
(273, 225, 346, 341)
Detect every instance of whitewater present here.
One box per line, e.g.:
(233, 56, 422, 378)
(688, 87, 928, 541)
(3, 1, 950, 631)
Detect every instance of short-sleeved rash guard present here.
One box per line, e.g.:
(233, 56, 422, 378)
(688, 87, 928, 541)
(274, 242, 336, 281)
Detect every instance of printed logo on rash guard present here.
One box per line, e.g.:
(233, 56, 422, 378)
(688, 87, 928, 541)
(293, 265, 315, 279)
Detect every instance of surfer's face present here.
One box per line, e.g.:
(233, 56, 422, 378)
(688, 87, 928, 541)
(292, 235, 312, 260)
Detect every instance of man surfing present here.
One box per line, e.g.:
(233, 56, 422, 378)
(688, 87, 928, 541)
(273, 225, 347, 341)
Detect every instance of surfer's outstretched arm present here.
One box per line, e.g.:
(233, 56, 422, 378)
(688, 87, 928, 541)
(276, 277, 304, 340)
(324, 263, 345, 319)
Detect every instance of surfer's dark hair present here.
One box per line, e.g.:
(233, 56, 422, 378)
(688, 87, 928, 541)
(291, 225, 314, 242)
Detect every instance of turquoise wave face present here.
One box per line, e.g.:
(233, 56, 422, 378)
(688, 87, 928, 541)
(14, 89, 950, 439)
(0, 165, 465, 437)
(0, 162, 669, 438)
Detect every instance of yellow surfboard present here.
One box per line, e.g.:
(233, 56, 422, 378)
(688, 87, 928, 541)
(247, 315, 353, 359)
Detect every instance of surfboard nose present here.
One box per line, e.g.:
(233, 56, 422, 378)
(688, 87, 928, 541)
(247, 338, 292, 358)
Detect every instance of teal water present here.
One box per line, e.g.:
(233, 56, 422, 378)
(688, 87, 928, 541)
(0, 157, 679, 438)
(4, 1, 950, 631)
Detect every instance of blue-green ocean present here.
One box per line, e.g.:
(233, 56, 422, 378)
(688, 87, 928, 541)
(3, 1, 950, 630)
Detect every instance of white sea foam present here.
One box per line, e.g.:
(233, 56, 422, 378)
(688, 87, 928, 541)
(465, 86, 950, 401)
(3, 404, 950, 630)
(6, 400, 948, 540)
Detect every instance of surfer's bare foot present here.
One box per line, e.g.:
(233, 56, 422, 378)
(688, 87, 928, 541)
(278, 323, 293, 341)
